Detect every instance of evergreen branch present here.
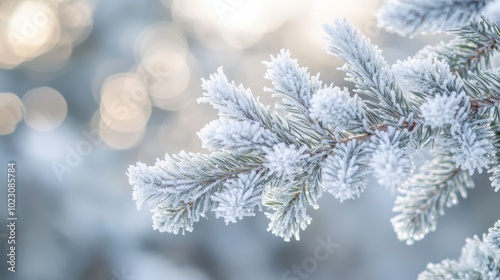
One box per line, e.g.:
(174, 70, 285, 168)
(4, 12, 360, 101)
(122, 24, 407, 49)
(199, 67, 298, 145)
(263, 159, 323, 241)
(418, 259, 474, 280)
(378, 0, 493, 36)
(419, 221, 500, 279)
(128, 152, 265, 233)
(395, 55, 500, 130)
(368, 127, 413, 192)
(466, 69, 500, 99)
(322, 140, 369, 202)
(197, 118, 280, 153)
(264, 49, 316, 110)
(465, 68, 500, 121)
(324, 18, 413, 125)
(489, 128, 500, 191)
(309, 86, 367, 137)
(394, 55, 466, 106)
(447, 120, 495, 175)
(488, 220, 500, 249)
(128, 11, 500, 253)
(395, 55, 496, 176)
(416, 17, 500, 78)
(391, 150, 475, 245)
(211, 170, 266, 224)
(152, 200, 204, 234)
(263, 50, 337, 144)
(420, 91, 470, 128)
(129, 63, 421, 240)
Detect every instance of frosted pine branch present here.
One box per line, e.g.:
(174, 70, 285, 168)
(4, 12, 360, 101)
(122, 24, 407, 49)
(128, 11, 500, 263)
(211, 170, 265, 224)
(324, 18, 413, 126)
(488, 220, 500, 249)
(420, 92, 468, 128)
(416, 17, 500, 78)
(368, 127, 413, 192)
(199, 68, 264, 122)
(378, 0, 494, 36)
(263, 49, 316, 110)
(489, 128, 500, 191)
(263, 50, 332, 144)
(323, 140, 369, 202)
(418, 259, 469, 280)
(465, 69, 500, 121)
(127, 152, 265, 234)
(199, 68, 297, 145)
(309, 87, 365, 135)
(263, 143, 308, 178)
(262, 168, 322, 241)
(447, 120, 495, 174)
(419, 219, 500, 279)
(466, 68, 500, 100)
(391, 150, 475, 245)
(395, 55, 496, 176)
(393, 55, 466, 102)
(197, 118, 279, 153)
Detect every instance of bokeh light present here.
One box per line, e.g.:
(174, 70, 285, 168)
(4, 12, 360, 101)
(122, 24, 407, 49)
(99, 73, 152, 133)
(99, 118, 146, 150)
(134, 21, 188, 59)
(5, 0, 60, 60)
(0, 0, 94, 70)
(170, 0, 307, 49)
(0, 92, 23, 135)
(22, 86, 67, 131)
(135, 49, 191, 105)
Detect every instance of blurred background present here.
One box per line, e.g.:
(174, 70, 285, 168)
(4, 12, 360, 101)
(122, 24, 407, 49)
(0, 0, 498, 279)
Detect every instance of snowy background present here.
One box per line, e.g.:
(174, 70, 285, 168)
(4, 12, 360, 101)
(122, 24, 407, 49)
(0, 0, 498, 279)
